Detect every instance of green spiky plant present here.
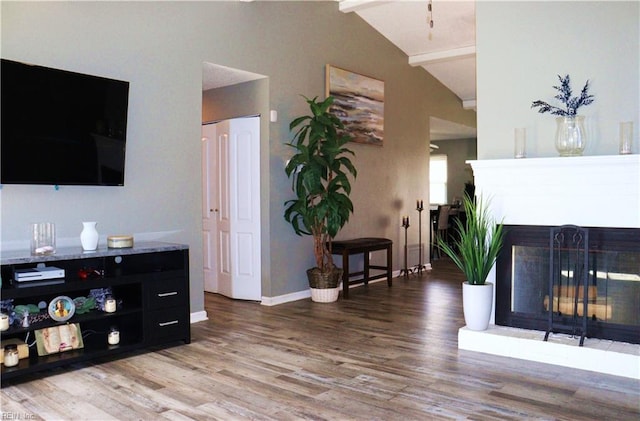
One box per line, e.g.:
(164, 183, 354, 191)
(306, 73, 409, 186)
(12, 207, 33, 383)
(436, 194, 504, 285)
(284, 96, 357, 283)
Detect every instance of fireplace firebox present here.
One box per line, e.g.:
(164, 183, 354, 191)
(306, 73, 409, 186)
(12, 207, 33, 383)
(496, 225, 640, 344)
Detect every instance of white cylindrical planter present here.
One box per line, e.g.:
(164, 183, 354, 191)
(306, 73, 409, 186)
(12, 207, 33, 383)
(462, 282, 494, 331)
(80, 221, 99, 251)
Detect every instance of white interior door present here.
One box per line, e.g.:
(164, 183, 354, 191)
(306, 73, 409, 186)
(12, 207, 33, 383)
(202, 123, 228, 294)
(202, 117, 261, 301)
(228, 117, 261, 300)
(202, 128, 214, 291)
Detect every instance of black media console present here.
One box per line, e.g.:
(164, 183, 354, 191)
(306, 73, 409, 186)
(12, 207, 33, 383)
(0, 242, 190, 385)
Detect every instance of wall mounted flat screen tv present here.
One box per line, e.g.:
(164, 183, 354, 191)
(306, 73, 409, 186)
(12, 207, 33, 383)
(1, 59, 130, 186)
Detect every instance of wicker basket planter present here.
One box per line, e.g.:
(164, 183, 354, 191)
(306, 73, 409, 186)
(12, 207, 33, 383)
(310, 287, 340, 303)
(307, 267, 342, 303)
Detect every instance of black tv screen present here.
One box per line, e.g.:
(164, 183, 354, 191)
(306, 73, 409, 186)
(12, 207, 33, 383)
(1, 59, 130, 186)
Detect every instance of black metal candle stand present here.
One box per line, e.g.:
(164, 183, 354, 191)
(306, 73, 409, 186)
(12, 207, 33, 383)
(400, 217, 413, 278)
(414, 201, 428, 275)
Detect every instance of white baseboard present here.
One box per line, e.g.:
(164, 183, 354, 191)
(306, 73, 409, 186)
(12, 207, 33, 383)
(260, 275, 398, 306)
(190, 310, 208, 324)
(195, 269, 432, 310)
(261, 289, 311, 306)
(458, 325, 640, 380)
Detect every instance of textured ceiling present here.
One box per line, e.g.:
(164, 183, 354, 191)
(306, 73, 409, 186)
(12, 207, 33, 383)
(339, 0, 476, 109)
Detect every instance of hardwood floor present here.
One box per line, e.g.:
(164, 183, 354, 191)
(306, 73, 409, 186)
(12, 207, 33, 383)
(2, 259, 638, 420)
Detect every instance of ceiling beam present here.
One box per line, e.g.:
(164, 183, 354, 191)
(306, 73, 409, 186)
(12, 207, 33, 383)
(338, 0, 393, 13)
(462, 99, 477, 111)
(409, 46, 476, 67)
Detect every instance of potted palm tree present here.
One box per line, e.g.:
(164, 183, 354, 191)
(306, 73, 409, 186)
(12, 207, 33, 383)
(284, 96, 357, 302)
(437, 194, 504, 330)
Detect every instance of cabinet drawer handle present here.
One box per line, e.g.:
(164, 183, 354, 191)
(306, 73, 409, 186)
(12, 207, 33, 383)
(157, 291, 178, 297)
(158, 320, 179, 327)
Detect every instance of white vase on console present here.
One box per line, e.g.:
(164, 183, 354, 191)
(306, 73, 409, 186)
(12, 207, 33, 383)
(80, 221, 99, 251)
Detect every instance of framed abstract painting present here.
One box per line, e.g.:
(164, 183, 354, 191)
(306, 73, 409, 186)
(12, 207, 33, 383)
(325, 64, 384, 146)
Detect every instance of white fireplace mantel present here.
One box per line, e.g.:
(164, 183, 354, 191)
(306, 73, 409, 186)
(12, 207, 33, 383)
(459, 154, 640, 379)
(468, 154, 640, 229)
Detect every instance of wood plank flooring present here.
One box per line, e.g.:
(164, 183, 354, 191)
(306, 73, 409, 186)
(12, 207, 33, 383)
(2, 259, 639, 420)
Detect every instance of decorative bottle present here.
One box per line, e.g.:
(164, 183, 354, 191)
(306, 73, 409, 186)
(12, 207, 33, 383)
(80, 221, 99, 251)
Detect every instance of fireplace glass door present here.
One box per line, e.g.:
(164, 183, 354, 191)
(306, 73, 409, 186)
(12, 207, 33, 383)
(497, 225, 640, 344)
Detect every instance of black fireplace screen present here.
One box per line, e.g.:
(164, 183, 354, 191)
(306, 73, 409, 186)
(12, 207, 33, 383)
(496, 225, 640, 344)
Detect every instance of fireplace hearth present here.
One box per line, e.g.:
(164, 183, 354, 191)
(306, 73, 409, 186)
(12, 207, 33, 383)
(496, 225, 640, 345)
(461, 155, 640, 377)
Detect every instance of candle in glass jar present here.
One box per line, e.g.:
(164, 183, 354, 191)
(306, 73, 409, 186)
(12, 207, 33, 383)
(3, 345, 19, 367)
(104, 297, 116, 313)
(108, 329, 120, 345)
(0, 313, 9, 331)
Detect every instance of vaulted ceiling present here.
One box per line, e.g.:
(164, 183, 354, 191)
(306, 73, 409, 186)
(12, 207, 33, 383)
(206, 0, 477, 110)
(338, 0, 476, 111)
(203, 1, 477, 140)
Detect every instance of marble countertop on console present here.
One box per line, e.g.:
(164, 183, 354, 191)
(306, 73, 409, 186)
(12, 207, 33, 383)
(1, 241, 188, 265)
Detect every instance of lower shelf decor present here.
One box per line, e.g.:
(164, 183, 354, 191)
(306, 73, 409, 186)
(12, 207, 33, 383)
(48, 296, 75, 322)
(35, 323, 84, 356)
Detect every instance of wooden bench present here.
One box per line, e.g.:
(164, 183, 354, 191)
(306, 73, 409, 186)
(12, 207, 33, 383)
(330, 237, 393, 299)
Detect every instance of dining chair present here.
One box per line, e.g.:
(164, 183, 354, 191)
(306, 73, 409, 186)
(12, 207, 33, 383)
(434, 205, 451, 258)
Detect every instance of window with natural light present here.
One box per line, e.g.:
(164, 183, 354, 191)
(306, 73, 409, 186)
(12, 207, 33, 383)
(430, 155, 447, 204)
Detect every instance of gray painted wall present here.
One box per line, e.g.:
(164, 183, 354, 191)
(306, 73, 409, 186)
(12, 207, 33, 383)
(1, 2, 475, 311)
(476, 1, 638, 159)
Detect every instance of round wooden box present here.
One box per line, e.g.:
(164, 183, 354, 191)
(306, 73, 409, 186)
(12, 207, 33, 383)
(107, 235, 134, 249)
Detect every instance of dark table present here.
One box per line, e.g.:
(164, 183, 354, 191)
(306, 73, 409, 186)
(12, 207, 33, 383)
(330, 237, 393, 299)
